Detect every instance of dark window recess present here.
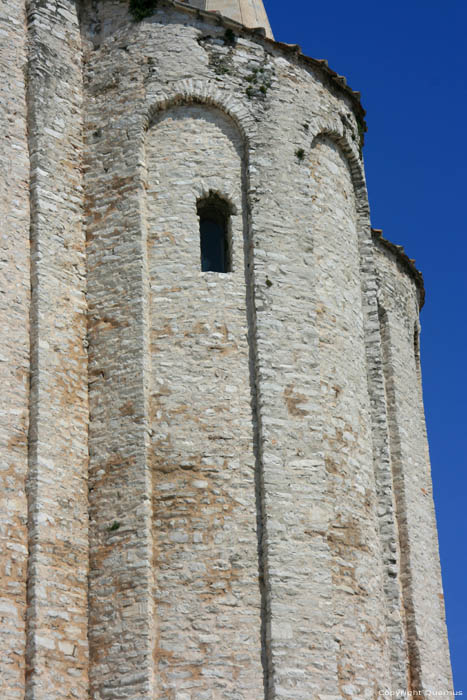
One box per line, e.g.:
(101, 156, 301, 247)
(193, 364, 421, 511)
(197, 196, 231, 273)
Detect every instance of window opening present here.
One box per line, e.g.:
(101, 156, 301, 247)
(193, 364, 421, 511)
(197, 195, 231, 273)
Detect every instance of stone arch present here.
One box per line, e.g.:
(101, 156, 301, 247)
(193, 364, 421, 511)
(310, 124, 369, 216)
(144, 79, 256, 146)
(196, 187, 238, 216)
(144, 98, 247, 267)
(142, 83, 253, 262)
(308, 128, 361, 240)
(143, 92, 253, 284)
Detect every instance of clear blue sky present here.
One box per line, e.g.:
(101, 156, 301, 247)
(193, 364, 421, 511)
(265, 0, 466, 690)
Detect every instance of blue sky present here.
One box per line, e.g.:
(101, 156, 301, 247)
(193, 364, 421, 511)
(265, 0, 466, 690)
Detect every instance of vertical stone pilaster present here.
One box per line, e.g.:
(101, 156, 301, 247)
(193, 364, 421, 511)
(0, 2, 30, 696)
(25, 1, 89, 697)
(378, 297, 453, 694)
(359, 246, 411, 691)
(308, 136, 391, 696)
(83, 43, 156, 696)
(145, 104, 264, 699)
(249, 129, 339, 698)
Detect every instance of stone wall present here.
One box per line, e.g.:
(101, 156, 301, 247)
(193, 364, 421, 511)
(374, 241, 452, 694)
(79, 3, 452, 697)
(24, 0, 89, 697)
(82, 2, 156, 695)
(0, 3, 30, 696)
(0, 0, 453, 697)
(146, 104, 264, 698)
(309, 135, 391, 694)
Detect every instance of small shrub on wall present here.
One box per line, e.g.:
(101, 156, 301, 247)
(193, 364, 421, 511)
(129, 0, 158, 21)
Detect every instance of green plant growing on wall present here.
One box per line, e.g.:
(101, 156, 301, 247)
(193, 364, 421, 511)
(203, 31, 235, 76)
(295, 148, 305, 162)
(212, 56, 231, 75)
(224, 28, 236, 45)
(244, 65, 273, 99)
(129, 0, 158, 22)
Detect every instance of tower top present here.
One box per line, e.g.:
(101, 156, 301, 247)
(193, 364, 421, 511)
(191, 0, 274, 39)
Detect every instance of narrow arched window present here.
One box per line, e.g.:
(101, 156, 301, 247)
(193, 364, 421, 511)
(197, 195, 231, 273)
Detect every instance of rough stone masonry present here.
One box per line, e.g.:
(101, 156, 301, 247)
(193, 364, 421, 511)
(0, 0, 453, 698)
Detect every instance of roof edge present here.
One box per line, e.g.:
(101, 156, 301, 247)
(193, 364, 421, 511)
(371, 228, 425, 309)
(152, 0, 367, 129)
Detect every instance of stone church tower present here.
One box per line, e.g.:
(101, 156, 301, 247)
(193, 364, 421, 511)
(0, 0, 453, 697)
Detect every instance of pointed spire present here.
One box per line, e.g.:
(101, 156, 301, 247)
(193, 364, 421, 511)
(203, 0, 273, 39)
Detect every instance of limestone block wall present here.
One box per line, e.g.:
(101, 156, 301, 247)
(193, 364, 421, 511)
(79, 3, 436, 697)
(0, 0, 452, 697)
(374, 241, 452, 694)
(1, 1, 89, 698)
(82, 5, 157, 696)
(24, 0, 89, 697)
(249, 100, 341, 698)
(246, 89, 392, 696)
(0, 3, 30, 696)
(359, 230, 411, 690)
(308, 135, 391, 693)
(146, 104, 264, 698)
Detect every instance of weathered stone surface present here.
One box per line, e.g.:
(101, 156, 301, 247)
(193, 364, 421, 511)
(0, 3, 30, 697)
(374, 241, 453, 695)
(23, 1, 89, 698)
(0, 0, 452, 698)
